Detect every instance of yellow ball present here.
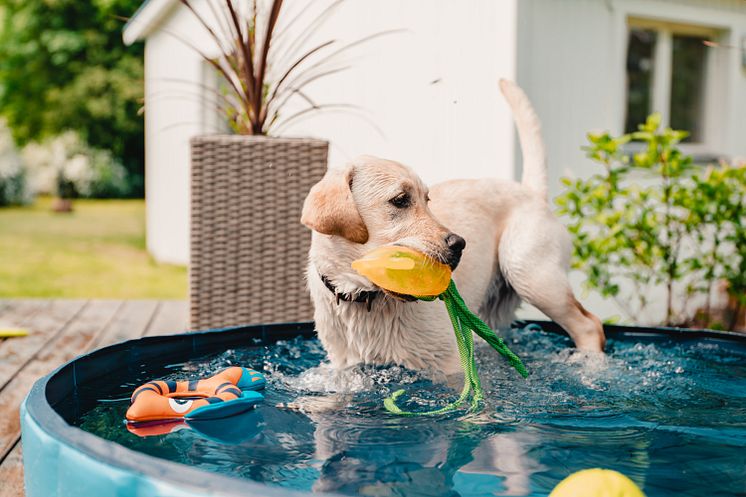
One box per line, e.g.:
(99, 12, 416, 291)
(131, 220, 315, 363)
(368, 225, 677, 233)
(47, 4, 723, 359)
(549, 469, 646, 497)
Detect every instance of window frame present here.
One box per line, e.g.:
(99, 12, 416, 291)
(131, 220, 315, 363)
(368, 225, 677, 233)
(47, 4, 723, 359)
(624, 17, 721, 154)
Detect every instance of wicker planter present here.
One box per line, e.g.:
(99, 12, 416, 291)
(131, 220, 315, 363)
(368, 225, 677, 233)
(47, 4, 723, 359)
(190, 135, 328, 329)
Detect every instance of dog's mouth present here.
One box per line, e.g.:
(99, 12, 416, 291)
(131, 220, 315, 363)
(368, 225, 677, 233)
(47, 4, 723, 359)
(442, 251, 462, 270)
(430, 250, 462, 271)
(365, 242, 461, 302)
(392, 243, 463, 271)
(424, 241, 464, 271)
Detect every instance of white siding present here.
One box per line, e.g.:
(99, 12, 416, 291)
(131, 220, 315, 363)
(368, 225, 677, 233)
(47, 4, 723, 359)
(516, 0, 746, 323)
(138, 0, 746, 324)
(277, 0, 520, 186)
(142, 2, 224, 264)
(517, 0, 746, 194)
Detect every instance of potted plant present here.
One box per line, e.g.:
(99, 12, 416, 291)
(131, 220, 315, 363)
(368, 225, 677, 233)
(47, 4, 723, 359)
(181, 0, 381, 328)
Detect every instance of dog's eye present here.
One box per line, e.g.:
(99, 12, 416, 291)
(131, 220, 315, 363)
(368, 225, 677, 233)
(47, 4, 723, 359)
(389, 193, 411, 209)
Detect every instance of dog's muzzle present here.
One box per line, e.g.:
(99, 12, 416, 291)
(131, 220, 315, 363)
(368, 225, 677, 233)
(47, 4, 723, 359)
(444, 233, 466, 269)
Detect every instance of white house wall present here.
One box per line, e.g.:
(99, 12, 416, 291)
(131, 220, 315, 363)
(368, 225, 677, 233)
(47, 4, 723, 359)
(138, 0, 744, 325)
(516, 0, 746, 323)
(517, 0, 746, 193)
(278, 0, 520, 186)
(142, 2, 226, 264)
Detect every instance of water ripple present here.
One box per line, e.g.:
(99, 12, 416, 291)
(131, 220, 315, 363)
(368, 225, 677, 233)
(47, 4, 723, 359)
(78, 327, 746, 497)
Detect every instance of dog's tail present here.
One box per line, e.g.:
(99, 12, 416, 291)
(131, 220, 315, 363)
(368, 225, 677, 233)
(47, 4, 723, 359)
(499, 79, 548, 200)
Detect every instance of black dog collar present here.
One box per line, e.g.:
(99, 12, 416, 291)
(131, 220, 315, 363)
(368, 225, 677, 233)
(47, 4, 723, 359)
(320, 274, 379, 311)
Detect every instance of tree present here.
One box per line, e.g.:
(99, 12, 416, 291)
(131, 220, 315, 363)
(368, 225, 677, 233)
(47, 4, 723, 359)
(0, 0, 144, 196)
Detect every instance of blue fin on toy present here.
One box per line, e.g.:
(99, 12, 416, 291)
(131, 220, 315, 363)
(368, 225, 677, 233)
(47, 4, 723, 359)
(186, 369, 265, 420)
(236, 368, 266, 391)
(186, 391, 264, 421)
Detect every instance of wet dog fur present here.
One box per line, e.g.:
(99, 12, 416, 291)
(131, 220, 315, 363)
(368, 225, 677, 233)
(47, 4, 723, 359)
(300, 79, 606, 376)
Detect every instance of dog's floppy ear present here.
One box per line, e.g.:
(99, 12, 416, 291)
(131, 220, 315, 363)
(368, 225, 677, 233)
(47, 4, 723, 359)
(301, 166, 369, 244)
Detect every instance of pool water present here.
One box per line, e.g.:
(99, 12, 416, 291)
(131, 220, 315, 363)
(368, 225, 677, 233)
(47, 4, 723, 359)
(76, 327, 746, 497)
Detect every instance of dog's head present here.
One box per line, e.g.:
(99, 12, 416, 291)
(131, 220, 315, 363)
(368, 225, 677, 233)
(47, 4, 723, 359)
(301, 155, 465, 269)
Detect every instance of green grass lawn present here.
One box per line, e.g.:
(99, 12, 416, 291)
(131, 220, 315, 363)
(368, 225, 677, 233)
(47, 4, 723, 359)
(0, 197, 187, 298)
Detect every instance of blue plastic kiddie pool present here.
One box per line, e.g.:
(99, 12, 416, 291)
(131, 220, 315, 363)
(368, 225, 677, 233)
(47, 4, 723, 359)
(21, 321, 746, 497)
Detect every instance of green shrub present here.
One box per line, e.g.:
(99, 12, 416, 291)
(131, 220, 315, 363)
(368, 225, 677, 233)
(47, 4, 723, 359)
(0, 121, 29, 206)
(556, 114, 745, 328)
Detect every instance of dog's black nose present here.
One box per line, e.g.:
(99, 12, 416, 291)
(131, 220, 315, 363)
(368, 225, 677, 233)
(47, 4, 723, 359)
(444, 233, 466, 269)
(445, 233, 466, 253)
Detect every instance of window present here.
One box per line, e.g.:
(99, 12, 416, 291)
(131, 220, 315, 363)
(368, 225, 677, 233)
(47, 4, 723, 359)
(624, 21, 714, 143)
(670, 34, 707, 140)
(625, 29, 656, 135)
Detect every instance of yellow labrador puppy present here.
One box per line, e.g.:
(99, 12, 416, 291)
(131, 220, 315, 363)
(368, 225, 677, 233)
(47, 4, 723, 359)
(301, 80, 605, 375)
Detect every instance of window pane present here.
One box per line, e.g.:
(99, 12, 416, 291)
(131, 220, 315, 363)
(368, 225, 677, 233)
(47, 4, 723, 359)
(625, 29, 657, 134)
(670, 35, 707, 142)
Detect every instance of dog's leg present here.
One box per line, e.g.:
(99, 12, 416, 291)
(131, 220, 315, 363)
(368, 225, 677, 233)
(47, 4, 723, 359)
(512, 271, 605, 352)
(499, 215, 606, 352)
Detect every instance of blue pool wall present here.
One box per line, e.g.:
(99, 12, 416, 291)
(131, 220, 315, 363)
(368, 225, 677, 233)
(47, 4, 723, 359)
(20, 320, 746, 497)
(22, 321, 318, 497)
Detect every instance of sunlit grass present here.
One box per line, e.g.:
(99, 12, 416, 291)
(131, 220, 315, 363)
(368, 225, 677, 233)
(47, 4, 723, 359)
(0, 197, 187, 298)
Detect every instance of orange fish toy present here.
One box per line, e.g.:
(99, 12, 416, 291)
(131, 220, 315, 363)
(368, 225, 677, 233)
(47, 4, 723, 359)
(125, 367, 266, 426)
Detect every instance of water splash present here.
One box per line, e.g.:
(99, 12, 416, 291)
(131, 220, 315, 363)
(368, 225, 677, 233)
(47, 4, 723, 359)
(78, 327, 746, 497)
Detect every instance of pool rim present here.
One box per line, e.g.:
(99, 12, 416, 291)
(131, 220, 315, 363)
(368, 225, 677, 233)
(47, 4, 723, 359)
(22, 320, 746, 497)
(24, 321, 324, 497)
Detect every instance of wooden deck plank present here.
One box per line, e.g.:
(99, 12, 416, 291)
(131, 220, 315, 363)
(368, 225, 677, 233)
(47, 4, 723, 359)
(0, 442, 22, 497)
(0, 300, 121, 496)
(144, 300, 189, 336)
(0, 300, 183, 496)
(0, 300, 116, 462)
(91, 300, 160, 349)
(0, 301, 84, 391)
(0, 300, 49, 327)
(0, 300, 49, 356)
(0, 301, 51, 346)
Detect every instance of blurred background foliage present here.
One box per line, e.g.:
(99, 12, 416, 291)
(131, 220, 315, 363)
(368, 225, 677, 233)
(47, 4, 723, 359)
(0, 0, 144, 197)
(0, 0, 184, 298)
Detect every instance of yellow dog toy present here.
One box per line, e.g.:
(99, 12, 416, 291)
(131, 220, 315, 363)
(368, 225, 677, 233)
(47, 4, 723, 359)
(550, 469, 646, 497)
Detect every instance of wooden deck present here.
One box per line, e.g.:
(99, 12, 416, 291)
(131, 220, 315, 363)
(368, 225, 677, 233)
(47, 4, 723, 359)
(0, 299, 189, 497)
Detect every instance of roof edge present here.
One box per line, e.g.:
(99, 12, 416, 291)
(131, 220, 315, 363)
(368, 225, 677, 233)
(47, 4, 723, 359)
(122, 0, 179, 45)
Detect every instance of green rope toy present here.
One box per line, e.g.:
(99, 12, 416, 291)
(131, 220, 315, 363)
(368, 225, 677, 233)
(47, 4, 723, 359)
(350, 245, 529, 416)
(383, 280, 529, 416)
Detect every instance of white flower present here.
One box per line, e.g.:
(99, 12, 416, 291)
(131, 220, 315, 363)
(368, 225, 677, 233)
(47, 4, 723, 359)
(17, 129, 128, 198)
(64, 154, 94, 193)
(0, 120, 30, 204)
(0, 122, 23, 177)
(22, 142, 56, 194)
